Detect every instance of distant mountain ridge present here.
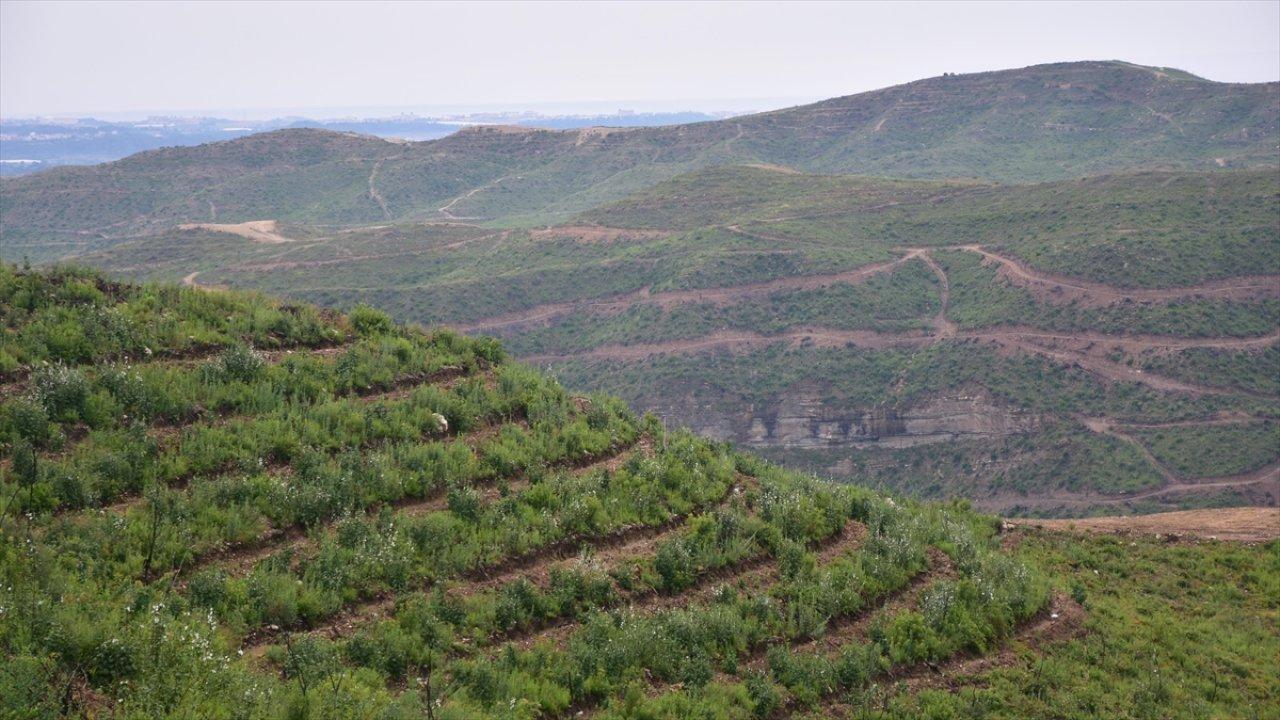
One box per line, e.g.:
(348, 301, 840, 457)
(3, 60, 1276, 243)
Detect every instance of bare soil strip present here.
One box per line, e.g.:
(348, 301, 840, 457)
(989, 333, 1273, 397)
(522, 328, 932, 363)
(52, 364, 474, 519)
(918, 251, 957, 338)
(522, 326, 1275, 397)
(1012, 506, 1280, 543)
(974, 461, 1280, 514)
(450, 241, 1273, 339)
(744, 548, 955, 673)
(224, 231, 509, 273)
(530, 225, 670, 243)
(809, 593, 1086, 717)
(579, 548, 951, 719)
(1081, 416, 1180, 483)
(961, 245, 1280, 309)
(438, 175, 513, 221)
(459, 253, 922, 334)
(504, 515, 865, 653)
(241, 439, 700, 650)
(1114, 411, 1263, 429)
(367, 158, 392, 220)
(178, 220, 297, 244)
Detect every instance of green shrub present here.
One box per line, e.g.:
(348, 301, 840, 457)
(349, 304, 394, 337)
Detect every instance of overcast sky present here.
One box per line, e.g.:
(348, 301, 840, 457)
(2, 0, 1278, 118)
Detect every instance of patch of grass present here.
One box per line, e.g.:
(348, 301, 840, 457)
(1132, 421, 1279, 479)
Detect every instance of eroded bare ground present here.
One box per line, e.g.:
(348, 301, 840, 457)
(529, 225, 670, 243)
(1011, 507, 1280, 543)
(506, 249, 1275, 519)
(177, 220, 298, 244)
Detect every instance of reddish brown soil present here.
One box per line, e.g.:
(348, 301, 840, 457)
(530, 225, 670, 244)
(524, 321, 1275, 400)
(461, 253, 922, 334)
(241, 441, 694, 649)
(510, 518, 867, 653)
(1013, 507, 1280, 543)
(748, 548, 955, 671)
(962, 245, 1280, 309)
(918, 251, 957, 338)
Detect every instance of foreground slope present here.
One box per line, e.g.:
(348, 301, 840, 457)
(3, 60, 1276, 251)
(2, 266, 1275, 719)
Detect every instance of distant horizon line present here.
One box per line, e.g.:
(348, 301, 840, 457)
(0, 95, 813, 124)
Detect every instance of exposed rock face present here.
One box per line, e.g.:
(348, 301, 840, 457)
(644, 387, 1041, 449)
(743, 393, 1041, 449)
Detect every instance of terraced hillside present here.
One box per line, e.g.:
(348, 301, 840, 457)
(4, 266, 1277, 719)
(53, 165, 1280, 517)
(3, 60, 1277, 258)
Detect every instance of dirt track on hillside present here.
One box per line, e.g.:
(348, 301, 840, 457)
(460, 240, 1280, 333)
(961, 245, 1280, 308)
(1013, 506, 1280, 542)
(523, 323, 1277, 396)
(975, 462, 1280, 515)
(458, 240, 1269, 392)
(367, 158, 392, 219)
(1080, 417, 1179, 484)
(461, 252, 924, 333)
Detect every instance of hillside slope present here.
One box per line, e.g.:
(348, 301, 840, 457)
(3, 60, 1276, 248)
(64, 165, 1280, 516)
(2, 266, 1276, 719)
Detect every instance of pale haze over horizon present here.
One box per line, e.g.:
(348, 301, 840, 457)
(2, 0, 1278, 119)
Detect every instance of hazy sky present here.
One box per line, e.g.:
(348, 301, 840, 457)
(2, 0, 1278, 118)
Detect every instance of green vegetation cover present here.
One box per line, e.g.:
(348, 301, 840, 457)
(2, 266, 1276, 719)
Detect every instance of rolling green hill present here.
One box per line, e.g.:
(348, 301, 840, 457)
(2, 266, 1277, 719)
(3, 60, 1277, 253)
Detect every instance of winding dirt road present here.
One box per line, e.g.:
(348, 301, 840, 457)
(367, 158, 392, 220)
(960, 244, 1280, 308)
(523, 324, 1277, 398)
(1013, 506, 1280, 542)
(460, 251, 923, 333)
